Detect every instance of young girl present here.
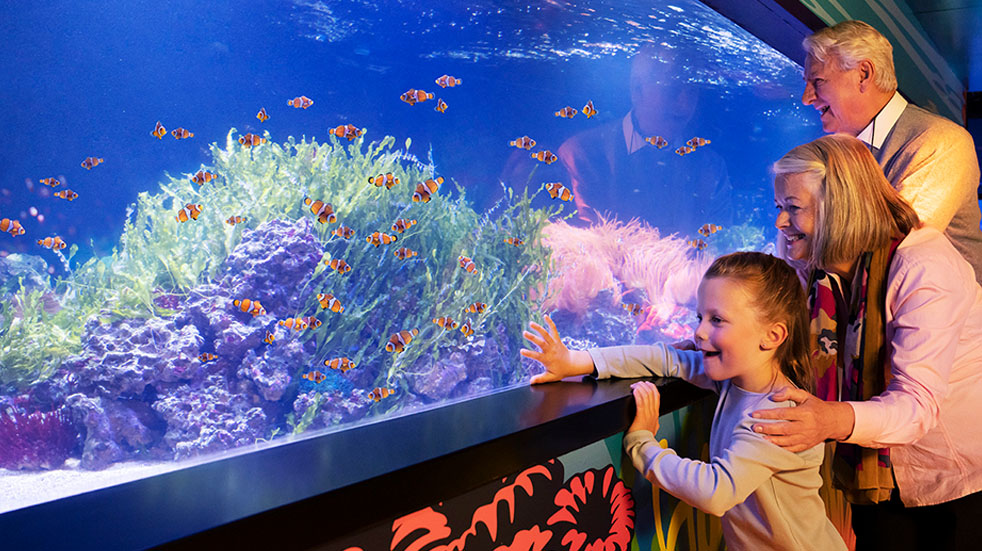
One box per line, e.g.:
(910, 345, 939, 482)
(522, 252, 846, 550)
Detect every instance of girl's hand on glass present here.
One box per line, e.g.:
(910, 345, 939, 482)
(521, 314, 594, 384)
(628, 381, 661, 434)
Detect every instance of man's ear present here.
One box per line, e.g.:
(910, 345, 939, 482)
(761, 322, 788, 351)
(858, 59, 875, 92)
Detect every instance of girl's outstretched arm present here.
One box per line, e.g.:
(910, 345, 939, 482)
(521, 314, 595, 384)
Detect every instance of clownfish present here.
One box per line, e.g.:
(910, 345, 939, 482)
(328, 258, 352, 274)
(256, 107, 268, 122)
(460, 319, 475, 338)
(304, 197, 337, 224)
(233, 298, 266, 317)
(332, 225, 355, 239)
(435, 74, 462, 88)
(394, 247, 418, 260)
(434, 98, 448, 113)
(645, 136, 668, 149)
(385, 329, 419, 353)
(458, 255, 477, 274)
(464, 302, 487, 314)
(687, 238, 708, 251)
(366, 231, 398, 247)
(191, 170, 216, 185)
(329, 124, 362, 141)
(698, 223, 723, 237)
(317, 293, 344, 313)
(54, 189, 78, 201)
(238, 133, 266, 147)
(531, 150, 557, 164)
(325, 357, 356, 372)
(545, 182, 573, 202)
(303, 316, 322, 329)
(390, 218, 417, 233)
(151, 121, 166, 139)
(198, 353, 218, 363)
(302, 370, 326, 384)
(555, 106, 578, 118)
(581, 100, 598, 118)
(368, 172, 399, 189)
(176, 203, 203, 223)
(433, 316, 458, 330)
(171, 127, 194, 140)
(264, 331, 275, 344)
(80, 157, 104, 169)
(1, 218, 25, 236)
(39, 177, 61, 187)
(287, 95, 314, 109)
(675, 145, 695, 156)
(412, 176, 444, 203)
(622, 303, 644, 316)
(279, 317, 308, 331)
(226, 216, 246, 225)
(400, 88, 433, 105)
(686, 136, 711, 148)
(509, 135, 536, 150)
(369, 387, 395, 402)
(37, 236, 66, 250)
(503, 237, 524, 246)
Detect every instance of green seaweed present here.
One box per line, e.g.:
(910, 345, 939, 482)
(0, 282, 76, 388)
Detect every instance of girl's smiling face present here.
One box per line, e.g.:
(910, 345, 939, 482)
(694, 276, 784, 393)
(774, 173, 819, 263)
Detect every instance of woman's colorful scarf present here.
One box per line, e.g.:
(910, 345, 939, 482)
(808, 239, 900, 505)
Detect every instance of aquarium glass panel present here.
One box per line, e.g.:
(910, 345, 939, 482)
(0, 0, 821, 512)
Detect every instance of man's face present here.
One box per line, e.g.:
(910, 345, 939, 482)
(802, 55, 868, 135)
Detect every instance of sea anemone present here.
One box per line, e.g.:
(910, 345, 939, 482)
(0, 406, 79, 470)
(546, 465, 635, 551)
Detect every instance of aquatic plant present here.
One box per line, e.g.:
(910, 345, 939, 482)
(0, 406, 79, 470)
(0, 285, 78, 389)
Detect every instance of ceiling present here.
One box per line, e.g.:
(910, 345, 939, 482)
(905, 0, 982, 91)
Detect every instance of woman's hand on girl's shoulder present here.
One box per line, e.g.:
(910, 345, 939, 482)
(521, 314, 595, 384)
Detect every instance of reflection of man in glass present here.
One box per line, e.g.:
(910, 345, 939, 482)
(558, 44, 733, 235)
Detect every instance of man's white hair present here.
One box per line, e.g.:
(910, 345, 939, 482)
(803, 20, 897, 92)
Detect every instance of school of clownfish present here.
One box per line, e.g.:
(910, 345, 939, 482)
(4, 70, 725, 403)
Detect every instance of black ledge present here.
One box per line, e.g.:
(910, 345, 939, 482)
(1, 377, 711, 551)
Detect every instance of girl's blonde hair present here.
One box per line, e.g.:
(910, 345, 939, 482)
(704, 252, 813, 393)
(772, 134, 920, 271)
(803, 20, 897, 93)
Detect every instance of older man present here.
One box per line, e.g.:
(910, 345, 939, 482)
(801, 20, 982, 284)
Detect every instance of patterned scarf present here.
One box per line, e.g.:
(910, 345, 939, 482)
(808, 239, 900, 505)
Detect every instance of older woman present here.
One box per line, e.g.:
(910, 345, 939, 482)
(754, 133, 982, 550)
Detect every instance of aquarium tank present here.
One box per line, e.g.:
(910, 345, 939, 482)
(0, 0, 821, 512)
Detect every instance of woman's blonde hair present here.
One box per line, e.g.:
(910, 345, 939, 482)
(804, 20, 897, 93)
(704, 252, 813, 392)
(772, 134, 920, 270)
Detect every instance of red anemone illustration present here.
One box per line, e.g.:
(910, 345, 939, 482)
(546, 466, 635, 551)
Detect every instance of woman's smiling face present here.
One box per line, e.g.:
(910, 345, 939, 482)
(774, 173, 819, 263)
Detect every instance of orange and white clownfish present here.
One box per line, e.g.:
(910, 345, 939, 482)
(324, 357, 356, 372)
(412, 176, 444, 203)
(302, 316, 321, 329)
(225, 215, 246, 225)
(434, 98, 448, 113)
(191, 170, 216, 185)
(278, 317, 308, 331)
(233, 298, 266, 317)
(37, 236, 67, 250)
(687, 238, 708, 251)
(331, 225, 355, 239)
(328, 124, 362, 141)
(198, 352, 218, 363)
(385, 329, 419, 353)
(390, 218, 417, 233)
(675, 145, 695, 156)
(530, 150, 557, 164)
(1, 218, 25, 236)
(503, 237, 524, 247)
(687, 136, 711, 148)
(317, 293, 344, 313)
(369, 387, 395, 402)
(39, 177, 61, 187)
(171, 127, 194, 140)
(393, 247, 418, 260)
(459, 319, 475, 338)
(400, 88, 433, 105)
(365, 231, 398, 247)
(80, 157, 104, 169)
(622, 303, 644, 316)
(435, 74, 462, 88)
(287, 95, 314, 109)
(303, 197, 337, 224)
(54, 189, 78, 201)
(256, 107, 268, 122)
(264, 330, 275, 344)
(328, 258, 352, 274)
(302, 370, 326, 383)
(151, 121, 167, 139)
(697, 223, 722, 237)
(238, 133, 267, 147)
(433, 316, 458, 330)
(545, 182, 573, 202)
(645, 135, 668, 149)
(581, 100, 598, 118)
(464, 302, 487, 314)
(509, 135, 536, 150)
(176, 203, 203, 223)
(368, 172, 399, 189)
(458, 255, 477, 274)
(555, 106, 578, 118)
